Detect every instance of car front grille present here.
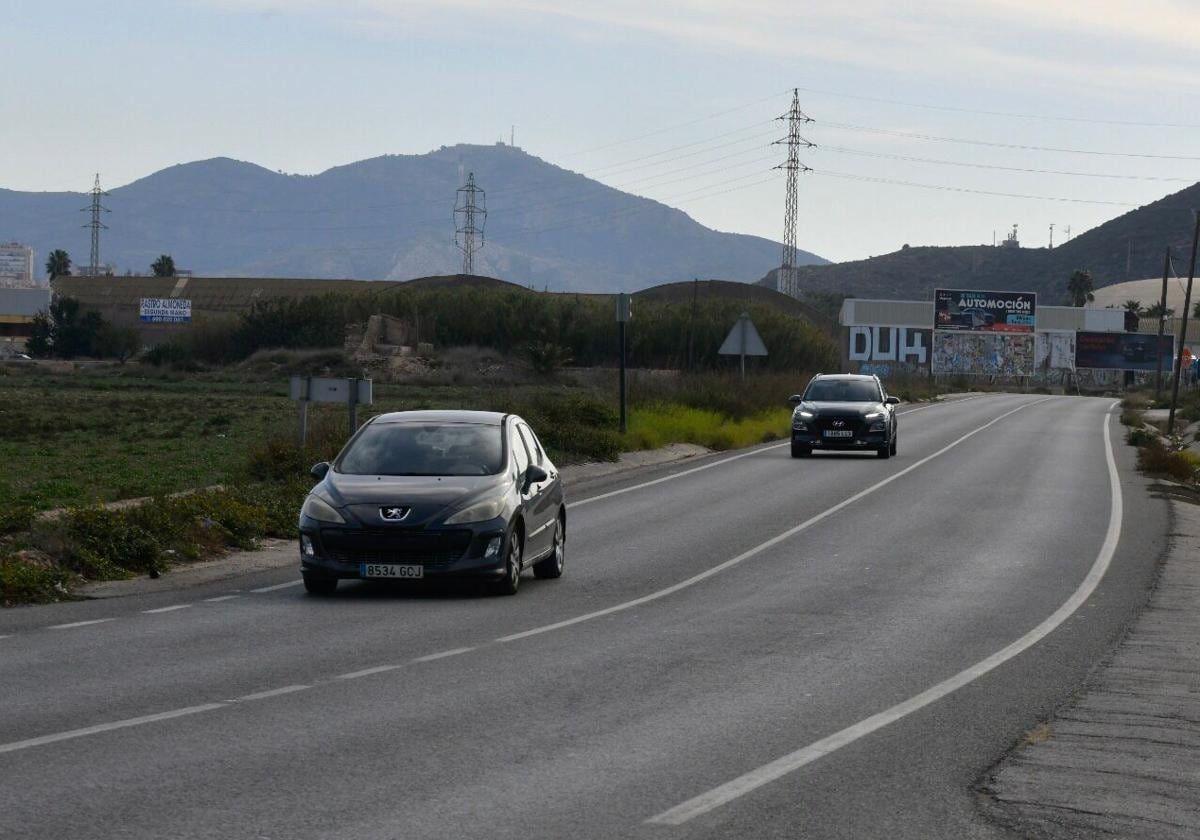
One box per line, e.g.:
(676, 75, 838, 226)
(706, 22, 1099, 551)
(319, 529, 475, 568)
(815, 414, 864, 435)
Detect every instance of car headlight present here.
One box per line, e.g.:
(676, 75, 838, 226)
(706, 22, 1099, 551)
(445, 498, 505, 525)
(865, 413, 887, 432)
(792, 410, 814, 429)
(301, 494, 345, 524)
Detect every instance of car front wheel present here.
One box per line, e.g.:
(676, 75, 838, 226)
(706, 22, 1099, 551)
(495, 530, 523, 596)
(791, 443, 812, 458)
(302, 573, 337, 596)
(533, 517, 565, 579)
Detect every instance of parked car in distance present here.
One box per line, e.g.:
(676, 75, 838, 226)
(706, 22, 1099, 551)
(298, 410, 566, 596)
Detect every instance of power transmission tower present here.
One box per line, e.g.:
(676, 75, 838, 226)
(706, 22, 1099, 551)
(454, 171, 487, 275)
(80, 173, 110, 276)
(774, 89, 814, 299)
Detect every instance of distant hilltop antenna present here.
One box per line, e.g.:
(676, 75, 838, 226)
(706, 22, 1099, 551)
(454, 172, 487, 275)
(81, 173, 110, 276)
(774, 89, 815, 299)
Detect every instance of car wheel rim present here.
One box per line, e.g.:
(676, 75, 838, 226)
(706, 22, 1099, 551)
(554, 526, 564, 571)
(509, 541, 521, 585)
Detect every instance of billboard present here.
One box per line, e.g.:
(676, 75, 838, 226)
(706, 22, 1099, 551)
(1074, 331, 1175, 372)
(1034, 331, 1076, 372)
(934, 288, 1036, 334)
(139, 298, 191, 324)
(932, 332, 1034, 376)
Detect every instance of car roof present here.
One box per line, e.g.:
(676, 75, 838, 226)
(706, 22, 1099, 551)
(812, 374, 877, 381)
(370, 410, 508, 426)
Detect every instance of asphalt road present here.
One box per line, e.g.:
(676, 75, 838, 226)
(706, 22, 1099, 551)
(0, 394, 1167, 840)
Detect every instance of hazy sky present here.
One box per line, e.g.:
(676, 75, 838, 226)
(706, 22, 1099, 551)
(5, 0, 1200, 262)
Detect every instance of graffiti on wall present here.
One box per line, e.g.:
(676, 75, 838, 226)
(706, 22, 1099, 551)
(931, 332, 1034, 376)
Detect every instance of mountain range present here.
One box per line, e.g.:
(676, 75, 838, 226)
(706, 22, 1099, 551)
(760, 181, 1200, 303)
(0, 144, 825, 293)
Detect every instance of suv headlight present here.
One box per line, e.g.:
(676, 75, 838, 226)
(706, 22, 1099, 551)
(864, 413, 886, 432)
(301, 494, 345, 524)
(445, 498, 504, 525)
(792, 409, 815, 429)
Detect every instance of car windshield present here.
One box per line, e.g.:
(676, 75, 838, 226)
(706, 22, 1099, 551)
(804, 380, 882, 402)
(337, 422, 504, 476)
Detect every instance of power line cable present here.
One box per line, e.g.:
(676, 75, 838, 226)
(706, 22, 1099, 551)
(794, 85, 1200, 129)
(819, 120, 1200, 161)
(810, 170, 1139, 206)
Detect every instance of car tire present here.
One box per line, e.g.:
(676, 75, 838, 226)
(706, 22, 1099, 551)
(791, 443, 812, 458)
(533, 516, 565, 580)
(302, 574, 337, 596)
(495, 529, 523, 596)
(889, 435, 898, 456)
(876, 444, 891, 459)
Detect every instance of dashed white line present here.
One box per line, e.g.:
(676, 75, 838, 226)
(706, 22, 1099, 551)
(203, 595, 241, 603)
(235, 685, 310, 702)
(413, 646, 475, 663)
(645, 399, 1119, 826)
(335, 664, 405, 680)
(251, 580, 304, 593)
(499, 397, 1047, 644)
(142, 604, 192, 614)
(48, 618, 115, 630)
(0, 703, 228, 755)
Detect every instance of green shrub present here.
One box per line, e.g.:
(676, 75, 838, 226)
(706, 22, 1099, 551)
(1127, 426, 1158, 447)
(1136, 437, 1199, 483)
(0, 504, 35, 536)
(0, 554, 71, 605)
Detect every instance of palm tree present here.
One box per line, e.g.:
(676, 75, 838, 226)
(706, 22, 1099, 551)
(1145, 302, 1175, 319)
(1122, 299, 1144, 316)
(45, 249, 71, 279)
(1066, 269, 1095, 307)
(150, 254, 176, 277)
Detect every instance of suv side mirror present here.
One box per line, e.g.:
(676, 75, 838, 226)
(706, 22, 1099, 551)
(310, 462, 330, 480)
(885, 396, 900, 405)
(788, 394, 804, 405)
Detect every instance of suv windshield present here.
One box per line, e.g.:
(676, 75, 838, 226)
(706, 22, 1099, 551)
(804, 379, 882, 402)
(337, 423, 504, 476)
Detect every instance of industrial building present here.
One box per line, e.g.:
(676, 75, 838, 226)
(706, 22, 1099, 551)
(0, 243, 35, 289)
(0, 286, 51, 351)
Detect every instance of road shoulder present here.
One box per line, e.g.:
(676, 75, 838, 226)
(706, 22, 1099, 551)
(980, 491, 1200, 839)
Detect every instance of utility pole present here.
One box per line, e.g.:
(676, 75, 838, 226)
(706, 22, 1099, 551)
(1168, 212, 1200, 435)
(1126, 240, 1133, 280)
(774, 89, 814, 299)
(1065, 225, 1072, 242)
(80, 173, 110, 276)
(454, 172, 487, 275)
(1154, 247, 1171, 400)
(1049, 223, 1054, 249)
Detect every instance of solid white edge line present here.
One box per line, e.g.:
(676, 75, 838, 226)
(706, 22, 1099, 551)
(413, 646, 475, 663)
(235, 685, 310, 702)
(567, 396, 980, 510)
(0, 703, 229, 755)
(203, 595, 241, 603)
(48, 618, 115, 630)
(499, 397, 1047, 644)
(251, 580, 304, 593)
(142, 604, 192, 614)
(646, 399, 1122, 826)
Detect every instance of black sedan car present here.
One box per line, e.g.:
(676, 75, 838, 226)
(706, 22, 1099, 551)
(298, 410, 566, 596)
(788, 374, 899, 459)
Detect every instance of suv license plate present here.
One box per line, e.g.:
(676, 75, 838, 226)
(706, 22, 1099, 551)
(823, 430, 854, 438)
(360, 563, 424, 579)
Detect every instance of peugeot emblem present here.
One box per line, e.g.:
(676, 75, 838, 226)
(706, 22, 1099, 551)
(380, 506, 409, 522)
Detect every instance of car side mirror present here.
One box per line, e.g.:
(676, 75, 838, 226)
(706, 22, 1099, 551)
(885, 396, 900, 405)
(788, 394, 804, 405)
(310, 461, 330, 480)
(524, 465, 549, 488)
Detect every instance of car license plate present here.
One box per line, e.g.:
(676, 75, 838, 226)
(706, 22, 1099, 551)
(360, 563, 424, 579)
(823, 430, 854, 438)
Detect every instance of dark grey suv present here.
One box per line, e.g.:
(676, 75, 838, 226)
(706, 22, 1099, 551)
(788, 374, 900, 459)
(298, 410, 566, 595)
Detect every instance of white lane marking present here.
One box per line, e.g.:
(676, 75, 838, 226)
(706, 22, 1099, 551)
(335, 664, 404, 680)
(646, 400, 1121, 826)
(568, 397, 980, 509)
(251, 580, 304, 593)
(48, 618, 115, 630)
(142, 604, 192, 614)
(413, 646, 475, 663)
(0, 703, 228, 755)
(203, 595, 240, 603)
(235, 685, 310, 702)
(0, 635, 11, 641)
(500, 397, 1049, 644)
